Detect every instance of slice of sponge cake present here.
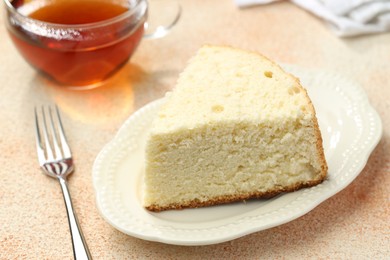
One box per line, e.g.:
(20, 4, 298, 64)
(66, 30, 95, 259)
(143, 45, 327, 212)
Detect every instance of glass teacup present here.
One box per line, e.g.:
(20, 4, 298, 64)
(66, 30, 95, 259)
(4, 0, 148, 88)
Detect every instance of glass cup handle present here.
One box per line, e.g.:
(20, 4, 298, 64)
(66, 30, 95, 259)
(143, 0, 181, 39)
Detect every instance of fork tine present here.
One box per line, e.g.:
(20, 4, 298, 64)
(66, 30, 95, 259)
(48, 106, 62, 160)
(54, 105, 72, 158)
(41, 106, 55, 161)
(34, 107, 46, 165)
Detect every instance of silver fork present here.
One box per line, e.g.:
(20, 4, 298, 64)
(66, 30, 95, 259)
(34, 105, 92, 260)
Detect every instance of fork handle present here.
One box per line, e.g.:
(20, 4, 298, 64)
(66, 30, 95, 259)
(58, 177, 92, 260)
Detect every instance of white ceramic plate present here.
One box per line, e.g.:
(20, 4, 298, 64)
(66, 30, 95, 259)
(92, 66, 382, 246)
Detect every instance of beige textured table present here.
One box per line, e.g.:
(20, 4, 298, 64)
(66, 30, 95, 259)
(1, 0, 389, 259)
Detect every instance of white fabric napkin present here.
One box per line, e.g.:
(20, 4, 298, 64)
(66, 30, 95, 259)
(235, 0, 390, 37)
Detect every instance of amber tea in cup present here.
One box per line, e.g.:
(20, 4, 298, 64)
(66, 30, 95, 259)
(4, 0, 147, 87)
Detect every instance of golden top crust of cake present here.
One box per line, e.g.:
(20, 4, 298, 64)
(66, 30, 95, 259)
(151, 45, 316, 134)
